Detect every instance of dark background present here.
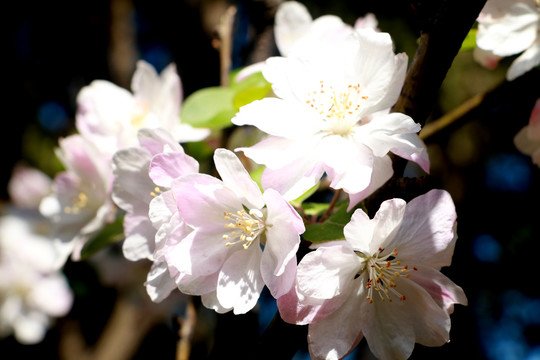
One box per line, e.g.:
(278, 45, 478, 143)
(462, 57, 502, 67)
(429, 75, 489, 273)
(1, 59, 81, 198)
(2, 0, 540, 359)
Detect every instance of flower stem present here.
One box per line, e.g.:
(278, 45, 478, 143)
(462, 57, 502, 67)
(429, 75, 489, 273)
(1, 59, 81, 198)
(319, 189, 342, 223)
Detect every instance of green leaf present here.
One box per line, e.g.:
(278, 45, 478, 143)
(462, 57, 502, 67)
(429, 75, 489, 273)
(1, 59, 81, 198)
(233, 85, 271, 110)
(249, 165, 265, 192)
(80, 215, 125, 260)
(290, 183, 320, 208)
(302, 201, 352, 243)
(230, 70, 269, 90)
(301, 202, 330, 217)
(181, 87, 237, 130)
(460, 28, 477, 51)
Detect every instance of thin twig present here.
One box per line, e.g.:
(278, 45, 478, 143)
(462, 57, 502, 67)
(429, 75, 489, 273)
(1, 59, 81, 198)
(215, 5, 237, 87)
(176, 297, 197, 360)
(318, 189, 343, 223)
(419, 91, 486, 141)
(91, 297, 157, 360)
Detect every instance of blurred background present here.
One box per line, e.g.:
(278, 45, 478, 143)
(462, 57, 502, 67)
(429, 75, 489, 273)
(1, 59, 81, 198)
(2, 0, 540, 359)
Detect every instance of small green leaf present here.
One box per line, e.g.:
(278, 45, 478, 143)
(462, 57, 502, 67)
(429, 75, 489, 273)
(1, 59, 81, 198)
(460, 28, 477, 51)
(301, 202, 329, 217)
(233, 85, 271, 110)
(249, 165, 265, 192)
(290, 183, 320, 208)
(302, 201, 352, 243)
(230, 70, 269, 90)
(80, 215, 125, 259)
(181, 87, 237, 129)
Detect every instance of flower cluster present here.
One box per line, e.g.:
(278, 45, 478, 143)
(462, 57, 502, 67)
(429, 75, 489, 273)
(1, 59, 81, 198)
(474, 0, 540, 81)
(1, 1, 483, 358)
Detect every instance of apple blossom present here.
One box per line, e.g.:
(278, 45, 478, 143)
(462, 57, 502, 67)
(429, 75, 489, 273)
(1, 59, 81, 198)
(514, 98, 540, 165)
(475, 0, 540, 80)
(112, 128, 199, 302)
(161, 148, 304, 314)
(277, 189, 466, 360)
(233, 28, 429, 208)
(76, 60, 210, 158)
(235, 1, 378, 82)
(39, 134, 117, 268)
(0, 209, 73, 344)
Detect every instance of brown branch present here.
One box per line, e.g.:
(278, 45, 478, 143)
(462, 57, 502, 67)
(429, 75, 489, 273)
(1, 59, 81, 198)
(215, 5, 237, 87)
(390, 0, 487, 177)
(393, 0, 487, 126)
(176, 297, 197, 360)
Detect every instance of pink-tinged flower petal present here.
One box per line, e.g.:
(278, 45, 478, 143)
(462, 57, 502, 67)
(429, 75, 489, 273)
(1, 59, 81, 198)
(473, 47, 503, 70)
(342, 209, 374, 253)
(233, 97, 322, 138)
(354, 13, 378, 30)
(75, 80, 134, 154)
(148, 190, 178, 230)
(174, 271, 220, 297)
(514, 125, 540, 158)
(277, 281, 349, 326)
(149, 151, 199, 188)
(410, 266, 467, 314)
(137, 127, 183, 155)
(359, 112, 427, 170)
(237, 136, 316, 170)
(274, 0, 312, 56)
(57, 135, 109, 186)
(166, 228, 229, 277)
(132, 61, 182, 116)
(347, 155, 393, 210)
(391, 189, 457, 269)
(145, 261, 177, 303)
(296, 244, 360, 300)
(345, 198, 406, 254)
(360, 277, 451, 359)
(528, 98, 540, 140)
(112, 147, 154, 214)
(476, 2, 538, 57)
(507, 39, 540, 81)
(260, 189, 303, 297)
(201, 291, 231, 314)
(307, 280, 365, 360)
(172, 174, 241, 232)
(217, 246, 264, 314)
(213, 149, 264, 209)
(261, 157, 324, 202)
(8, 165, 52, 210)
(29, 275, 73, 317)
(121, 217, 155, 261)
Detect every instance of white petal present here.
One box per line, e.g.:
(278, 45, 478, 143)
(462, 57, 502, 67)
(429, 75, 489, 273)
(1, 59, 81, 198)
(274, 0, 312, 56)
(232, 97, 322, 138)
(216, 247, 264, 314)
(391, 189, 458, 269)
(477, 2, 538, 57)
(507, 39, 540, 81)
(145, 261, 177, 303)
(213, 149, 264, 209)
(296, 244, 360, 300)
(308, 280, 365, 360)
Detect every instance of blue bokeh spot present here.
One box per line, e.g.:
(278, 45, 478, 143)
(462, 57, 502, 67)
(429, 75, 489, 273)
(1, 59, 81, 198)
(484, 153, 532, 193)
(37, 101, 69, 132)
(472, 234, 502, 263)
